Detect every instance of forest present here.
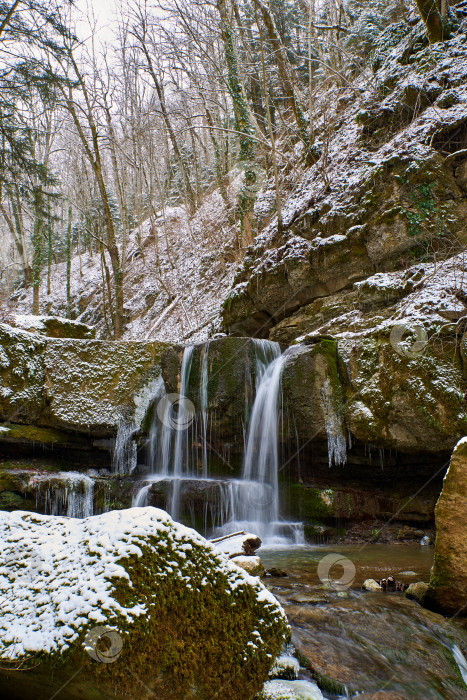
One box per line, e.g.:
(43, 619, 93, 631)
(1, 1, 467, 699)
(0, 0, 458, 339)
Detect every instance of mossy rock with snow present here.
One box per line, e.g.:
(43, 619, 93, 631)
(0, 323, 172, 437)
(0, 323, 46, 424)
(8, 314, 96, 339)
(0, 507, 289, 700)
(340, 331, 467, 452)
(43, 339, 168, 435)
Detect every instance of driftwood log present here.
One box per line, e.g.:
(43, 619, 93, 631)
(210, 530, 262, 558)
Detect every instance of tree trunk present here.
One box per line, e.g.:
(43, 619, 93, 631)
(253, 0, 311, 157)
(216, 0, 257, 246)
(61, 71, 125, 339)
(136, 40, 197, 216)
(415, 0, 448, 43)
(66, 204, 72, 315)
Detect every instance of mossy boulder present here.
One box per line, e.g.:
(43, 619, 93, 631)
(0, 323, 172, 438)
(42, 338, 168, 435)
(426, 438, 467, 615)
(405, 581, 429, 605)
(0, 323, 46, 424)
(7, 314, 96, 339)
(0, 507, 289, 700)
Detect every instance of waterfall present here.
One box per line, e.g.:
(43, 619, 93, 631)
(224, 343, 303, 543)
(133, 340, 304, 544)
(199, 342, 209, 478)
(31, 472, 94, 518)
(235, 343, 284, 534)
(113, 418, 138, 475)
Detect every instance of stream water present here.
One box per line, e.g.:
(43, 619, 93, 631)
(261, 544, 467, 699)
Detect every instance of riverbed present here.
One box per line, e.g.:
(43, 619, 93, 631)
(261, 545, 467, 699)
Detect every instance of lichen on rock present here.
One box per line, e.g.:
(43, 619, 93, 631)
(0, 323, 46, 424)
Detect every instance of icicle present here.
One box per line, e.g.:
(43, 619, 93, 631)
(320, 377, 347, 468)
(113, 418, 137, 475)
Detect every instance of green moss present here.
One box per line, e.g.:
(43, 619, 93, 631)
(0, 422, 89, 447)
(0, 490, 27, 510)
(3, 519, 288, 700)
(289, 484, 334, 520)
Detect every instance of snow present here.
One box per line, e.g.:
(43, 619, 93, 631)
(0, 507, 286, 661)
(9, 191, 238, 345)
(269, 654, 300, 680)
(211, 531, 261, 557)
(223, 27, 467, 324)
(11, 314, 46, 331)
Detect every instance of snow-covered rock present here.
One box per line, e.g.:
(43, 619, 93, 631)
(0, 322, 170, 435)
(232, 555, 264, 577)
(0, 507, 288, 699)
(7, 314, 95, 339)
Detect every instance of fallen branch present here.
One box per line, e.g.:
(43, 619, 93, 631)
(145, 296, 179, 339)
(444, 148, 467, 162)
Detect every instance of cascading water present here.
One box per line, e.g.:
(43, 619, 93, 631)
(133, 339, 304, 544)
(199, 342, 209, 479)
(224, 342, 304, 543)
(113, 418, 138, 475)
(228, 344, 284, 538)
(31, 472, 94, 518)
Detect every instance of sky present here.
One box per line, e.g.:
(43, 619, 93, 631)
(75, 0, 120, 46)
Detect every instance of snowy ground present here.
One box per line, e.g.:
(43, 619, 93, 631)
(6, 189, 239, 344)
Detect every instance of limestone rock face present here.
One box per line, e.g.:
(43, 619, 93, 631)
(0, 324, 46, 424)
(281, 341, 346, 460)
(0, 507, 288, 700)
(0, 322, 170, 436)
(427, 438, 467, 615)
(43, 338, 165, 434)
(221, 28, 467, 338)
(272, 256, 467, 455)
